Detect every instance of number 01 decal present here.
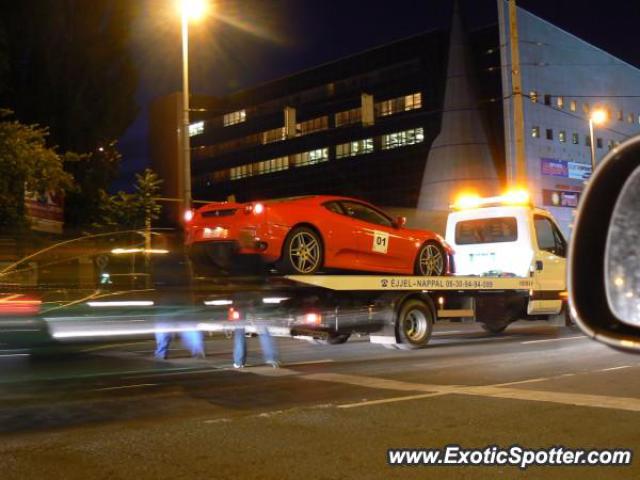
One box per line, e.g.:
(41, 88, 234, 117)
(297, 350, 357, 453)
(372, 230, 389, 253)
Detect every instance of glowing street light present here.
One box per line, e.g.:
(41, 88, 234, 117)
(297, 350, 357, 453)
(177, 0, 209, 221)
(589, 108, 607, 174)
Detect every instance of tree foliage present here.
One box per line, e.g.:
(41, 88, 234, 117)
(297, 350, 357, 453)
(0, 110, 72, 231)
(64, 141, 123, 227)
(0, 0, 139, 153)
(98, 169, 163, 230)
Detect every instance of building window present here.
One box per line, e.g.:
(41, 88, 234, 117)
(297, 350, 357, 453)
(291, 148, 329, 167)
(381, 127, 425, 150)
(189, 121, 204, 137)
(376, 92, 422, 117)
(628, 113, 634, 124)
(297, 116, 329, 135)
(596, 137, 603, 149)
(558, 130, 566, 143)
(585, 135, 591, 147)
(223, 109, 246, 127)
(570, 100, 577, 112)
(546, 128, 553, 141)
(230, 163, 252, 180)
(255, 156, 289, 175)
(529, 91, 538, 103)
(583, 103, 590, 114)
(617, 109, 623, 121)
(572, 133, 579, 144)
(638, 114, 640, 125)
(335, 107, 362, 127)
(556, 96, 564, 109)
(261, 127, 285, 144)
(544, 94, 551, 106)
(607, 139, 614, 150)
(336, 138, 374, 159)
(531, 126, 540, 138)
(404, 92, 422, 111)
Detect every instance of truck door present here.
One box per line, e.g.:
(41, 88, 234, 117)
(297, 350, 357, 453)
(529, 213, 567, 315)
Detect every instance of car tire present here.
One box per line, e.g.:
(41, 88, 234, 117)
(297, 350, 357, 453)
(279, 226, 323, 274)
(323, 333, 351, 345)
(414, 241, 446, 276)
(396, 299, 433, 349)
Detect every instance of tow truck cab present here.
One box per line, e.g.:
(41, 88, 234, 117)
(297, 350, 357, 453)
(445, 191, 567, 319)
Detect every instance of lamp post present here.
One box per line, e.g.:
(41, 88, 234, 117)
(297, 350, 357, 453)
(588, 108, 607, 175)
(178, 0, 207, 220)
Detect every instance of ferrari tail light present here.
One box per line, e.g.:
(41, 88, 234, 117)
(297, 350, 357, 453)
(244, 202, 265, 215)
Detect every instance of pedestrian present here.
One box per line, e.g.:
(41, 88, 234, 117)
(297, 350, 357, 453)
(152, 234, 205, 360)
(231, 305, 279, 368)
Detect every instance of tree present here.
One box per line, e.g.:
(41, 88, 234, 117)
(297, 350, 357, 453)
(0, 1, 139, 153)
(98, 169, 163, 230)
(0, 110, 72, 232)
(64, 141, 122, 228)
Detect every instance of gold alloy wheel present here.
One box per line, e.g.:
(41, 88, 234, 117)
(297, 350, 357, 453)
(288, 231, 321, 273)
(419, 243, 444, 276)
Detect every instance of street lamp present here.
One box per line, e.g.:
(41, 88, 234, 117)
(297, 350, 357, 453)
(178, 0, 208, 220)
(588, 108, 607, 174)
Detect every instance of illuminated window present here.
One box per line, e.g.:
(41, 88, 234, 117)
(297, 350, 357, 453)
(617, 109, 623, 121)
(529, 91, 538, 103)
(531, 126, 540, 138)
(572, 133, 579, 144)
(546, 128, 553, 141)
(336, 138, 374, 159)
(628, 113, 634, 123)
(291, 148, 329, 167)
(570, 100, 577, 112)
(376, 92, 422, 117)
(255, 156, 289, 175)
(335, 108, 361, 127)
(558, 130, 566, 143)
(556, 96, 564, 109)
(583, 103, 590, 114)
(223, 109, 246, 127)
(381, 127, 424, 150)
(297, 116, 329, 135)
(189, 121, 204, 137)
(230, 163, 252, 180)
(261, 127, 285, 144)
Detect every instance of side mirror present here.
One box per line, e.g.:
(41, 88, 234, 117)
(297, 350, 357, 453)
(394, 216, 406, 229)
(569, 134, 640, 351)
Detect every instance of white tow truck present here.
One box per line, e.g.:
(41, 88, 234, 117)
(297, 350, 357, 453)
(203, 190, 569, 349)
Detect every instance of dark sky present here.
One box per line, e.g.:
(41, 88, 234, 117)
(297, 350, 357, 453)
(116, 0, 640, 189)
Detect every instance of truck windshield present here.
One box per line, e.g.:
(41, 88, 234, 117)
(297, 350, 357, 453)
(455, 217, 518, 245)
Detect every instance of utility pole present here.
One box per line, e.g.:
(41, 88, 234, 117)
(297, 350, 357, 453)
(498, 0, 527, 186)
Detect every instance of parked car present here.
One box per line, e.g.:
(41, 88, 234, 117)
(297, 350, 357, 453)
(185, 195, 453, 276)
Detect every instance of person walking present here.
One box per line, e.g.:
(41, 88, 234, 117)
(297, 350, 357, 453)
(231, 302, 279, 368)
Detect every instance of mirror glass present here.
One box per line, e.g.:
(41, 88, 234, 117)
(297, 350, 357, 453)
(606, 164, 640, 326)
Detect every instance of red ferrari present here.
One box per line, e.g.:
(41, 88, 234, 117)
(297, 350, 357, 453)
(185, 195, 453, 275)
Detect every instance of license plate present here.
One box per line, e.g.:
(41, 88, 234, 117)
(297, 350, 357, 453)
(202, 227, 228, 239)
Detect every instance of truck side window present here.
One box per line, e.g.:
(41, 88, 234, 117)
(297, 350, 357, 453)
(534, 215, 567, 257)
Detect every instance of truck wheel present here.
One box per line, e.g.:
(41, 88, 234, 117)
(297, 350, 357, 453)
(396, 299, 433, 348)
(481, 320, 510, 334)
(414, 241, 446, 276)
(279, 227, 323, 274)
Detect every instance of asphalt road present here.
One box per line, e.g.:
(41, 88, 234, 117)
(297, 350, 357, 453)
(1, 320, 639, 479)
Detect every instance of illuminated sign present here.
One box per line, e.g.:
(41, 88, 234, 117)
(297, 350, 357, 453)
(542, 189, 581, 208)
(540, 158, 592, 180)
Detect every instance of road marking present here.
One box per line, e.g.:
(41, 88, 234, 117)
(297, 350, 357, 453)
(599, 365, 632, 372)
(339, 392, 447, 409)
(94, 383, 156, 391)
(521, 335, 585, 345)
(303, 372, 640, 413)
